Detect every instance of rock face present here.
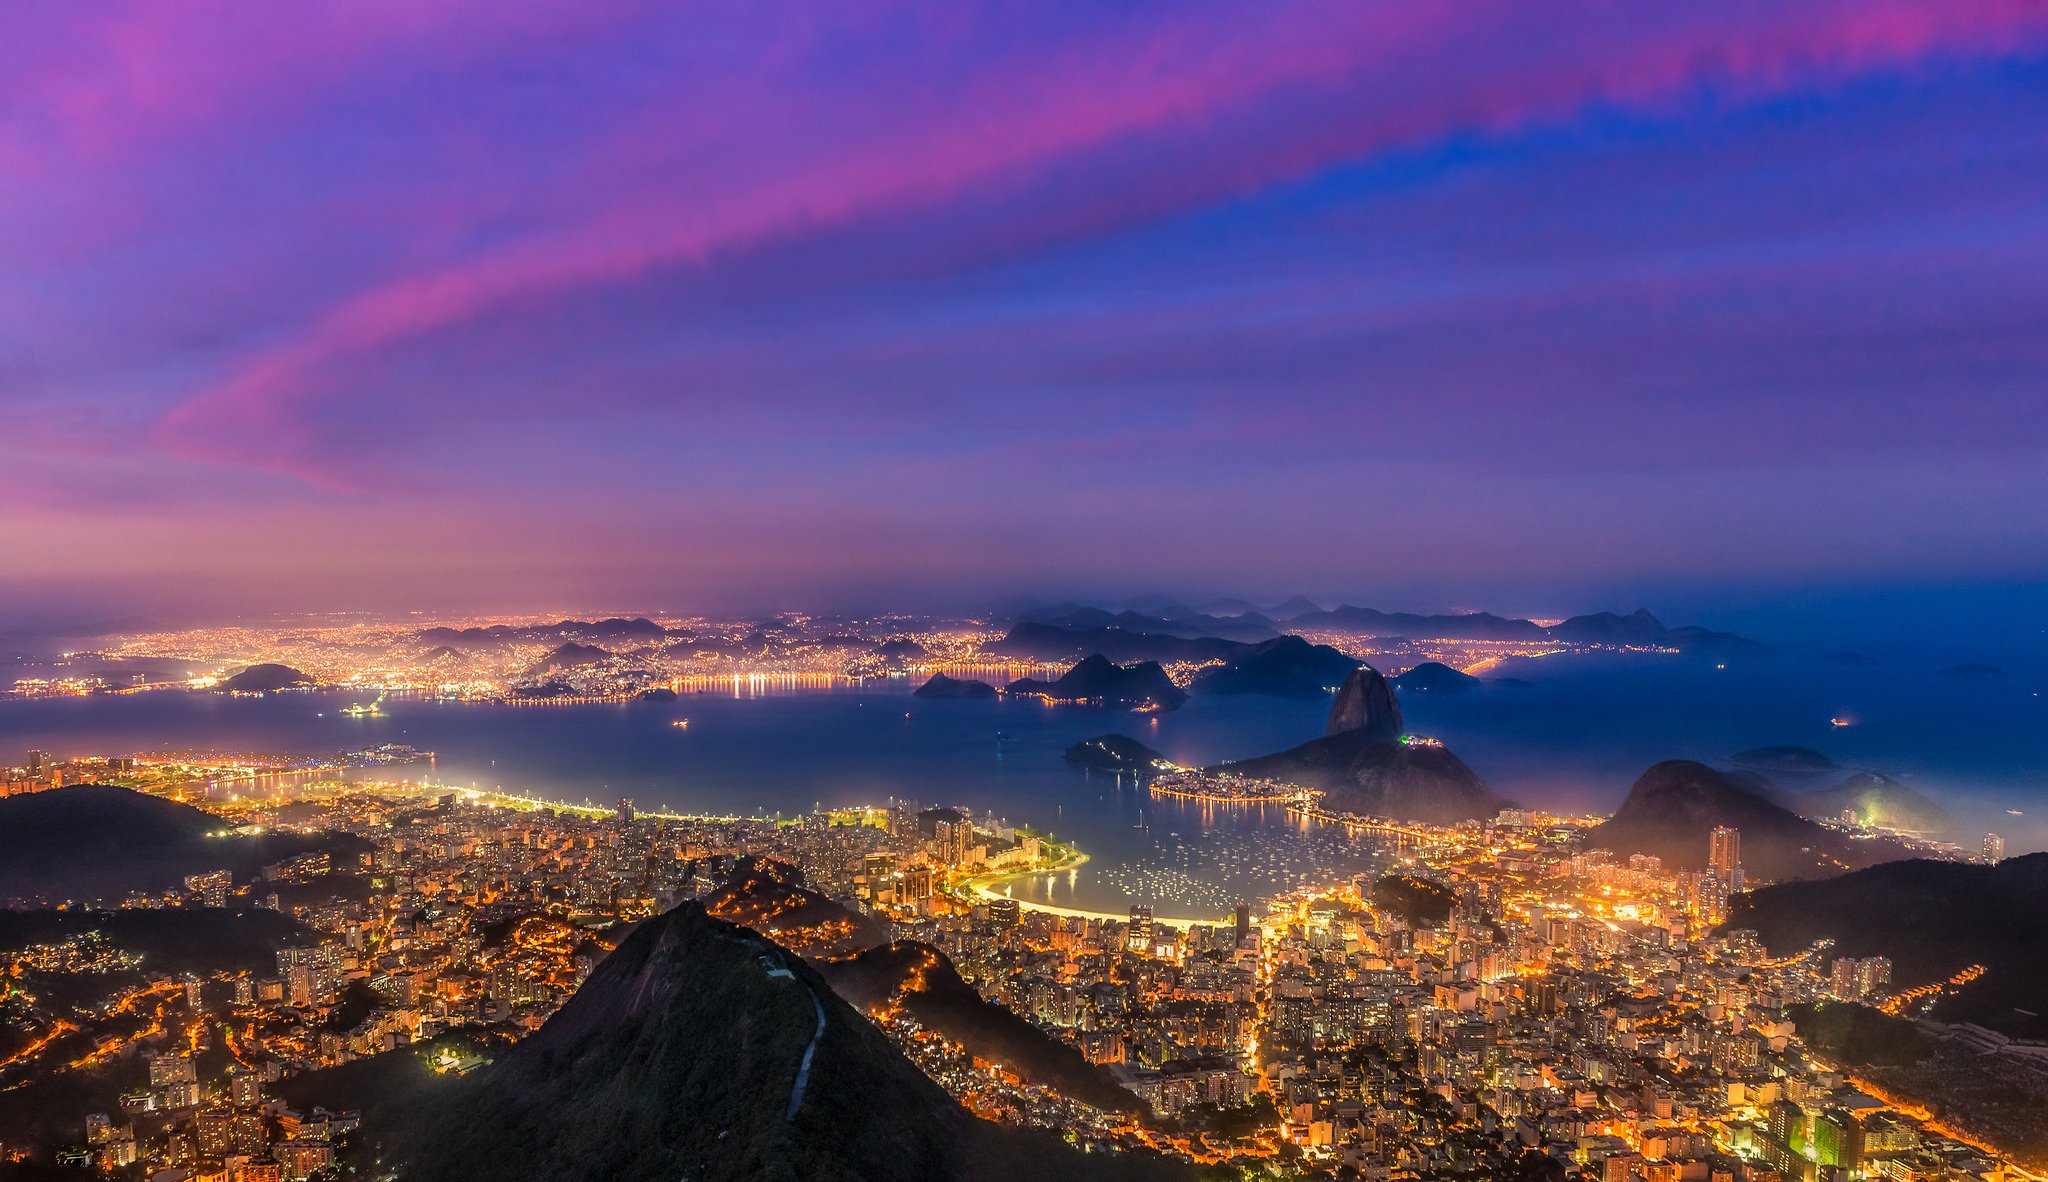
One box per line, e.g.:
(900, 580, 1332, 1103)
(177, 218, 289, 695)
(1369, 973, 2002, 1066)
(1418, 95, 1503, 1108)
(1004, 655, 1188, 711)
(1326, 665, 1404, 739)
(383, 903, 1181, 1182)
(1392, 662, 1482, 693)
(912, 673, 996, 699)
(1585, 760, 1915, 882)
(1063, 733, 1169, 773)
(1188, 635, 1360, 698)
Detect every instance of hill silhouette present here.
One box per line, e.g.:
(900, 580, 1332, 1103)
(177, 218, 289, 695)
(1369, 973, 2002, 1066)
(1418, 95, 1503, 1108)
(1188, 636, 1358, 698)
(1792, 772, 1956, 838)
(699, 857, 891, 957)
(1064, 733, 1170, 773)
(1392, 662, 1481, 693)
(822, 941, 1142, 1114)
(1217, 668, 1502, 824)
(0, 784, 367, 904)
(382, 903, 1187, 1182)
(913, 673, 996, 699)
(1005, 655, 1187, 711)
(1585, 761, 1913, 882)
(1727, 854, 2048, 1038)
(218, 662, 311, 692)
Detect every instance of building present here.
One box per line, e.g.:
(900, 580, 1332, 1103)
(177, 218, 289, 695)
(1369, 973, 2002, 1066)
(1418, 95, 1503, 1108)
(987, 898, 1021, 927)
(1983, 832, 2005, 864)
(1708, 826, 1740, 876)
(1128, 905, 1155, 952)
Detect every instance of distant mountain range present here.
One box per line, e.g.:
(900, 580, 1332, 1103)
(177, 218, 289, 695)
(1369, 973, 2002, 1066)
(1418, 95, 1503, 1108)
(1005, 655, 1187, 711)
(1728, 854, 2048, 1038)
(1218, 667, 1505, 825)
(379, 903, 1185, 1182)
(0, 784, 368, 905)
(1583, 761, 1916, 882)
(993, 604, 1764, 667)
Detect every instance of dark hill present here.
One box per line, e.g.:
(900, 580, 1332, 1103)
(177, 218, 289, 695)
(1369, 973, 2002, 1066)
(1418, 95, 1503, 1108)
(1213, 665, 1500, 823)
(1547, 608, 1667, 645)
(1005, 655, 1187, 711)
(1726, 854, 2048, 1038)
(526, 642, 610, 674)
(383, 903, 1183, 1182)
(1942, 662, 2008, 680)
(1325, 666, 1403, 740)
(699, 857, 891, 957)
(0, 784, 367, 904)
(1793, 772, 1956, 839)
(1188, 635, 1358, 698)
(822, 941, 1141, 1114)
(219, 662, 312, 692)
(1370, 875, 1456, 928)
(876, 638, 929, 662)
(1222, 737, 1501, 826)
(913, 673, 996, 699)
(1392, 662, 1481, 693)
(1731, 746, 1837, 773)
(1585, 761, 1913, 882)
(1065, 733, 1170, 773)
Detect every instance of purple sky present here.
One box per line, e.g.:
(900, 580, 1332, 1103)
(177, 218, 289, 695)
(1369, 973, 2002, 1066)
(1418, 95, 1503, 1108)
(5, 2, 2047, 622)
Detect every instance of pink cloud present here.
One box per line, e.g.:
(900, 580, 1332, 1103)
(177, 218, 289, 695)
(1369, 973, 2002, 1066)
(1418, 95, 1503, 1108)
(111, 1, 2048, 480)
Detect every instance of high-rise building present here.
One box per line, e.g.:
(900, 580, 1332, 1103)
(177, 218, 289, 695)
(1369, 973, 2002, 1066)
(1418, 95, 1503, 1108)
(1128, 905, 1155, 952)
(26, 749, 54, 778)
(1709, 826, 1741, 876)
(1234, 900, 1251, 945)
(1983, 832, 2005, 864)
(987, 898, 1021, 927)
(616, 797, 635, 824)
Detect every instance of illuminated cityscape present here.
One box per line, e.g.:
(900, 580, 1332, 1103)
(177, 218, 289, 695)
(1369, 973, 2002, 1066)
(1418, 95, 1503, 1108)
(6, 3, 2048, 1181)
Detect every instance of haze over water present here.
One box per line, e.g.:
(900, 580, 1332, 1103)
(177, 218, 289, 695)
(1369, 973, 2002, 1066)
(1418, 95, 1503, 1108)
(6, 649, 2041, 917)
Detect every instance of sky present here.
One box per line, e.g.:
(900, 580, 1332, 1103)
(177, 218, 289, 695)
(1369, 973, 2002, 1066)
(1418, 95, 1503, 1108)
(4, 2, 2047, 628)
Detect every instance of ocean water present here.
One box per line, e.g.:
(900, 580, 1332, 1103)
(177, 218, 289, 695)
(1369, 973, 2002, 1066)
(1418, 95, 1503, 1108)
(3, 649, 2042, 917)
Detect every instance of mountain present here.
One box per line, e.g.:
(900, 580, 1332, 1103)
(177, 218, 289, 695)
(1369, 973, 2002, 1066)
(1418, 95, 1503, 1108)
(525, 642, 611, 674)
(1325, 666, 1403, 740)
(1547, 610, 1769, 657)
(699, 857, 892, 957)
(1942, 662, 2008, 680)
(1216, 668, 1502, 825)
(1265, 595, 1324, 620)
(1730, 746, 1838, 773)
(988, 622, 1244, 664)
(218, 662, 312, 692)
(382, 904, 1182, 1182)
(913, 673, 996, 699)
(1584, 761, 1914, 882)
(0, 784, 367, 904)
(1064, 733, 1171, 773)
(1391, 662, 1482, 694)
(1188, 635, 1358, 698)
(821, 942, 1142, 1114)
(876, 638, 929, 662)
(1726, 854, 2048, 1038)
(1792, 772, 1957, 839)
(1290, 606, 1545, 641)
(1547, 608, 1668, 645)
(1004, 655, 1188, 711)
